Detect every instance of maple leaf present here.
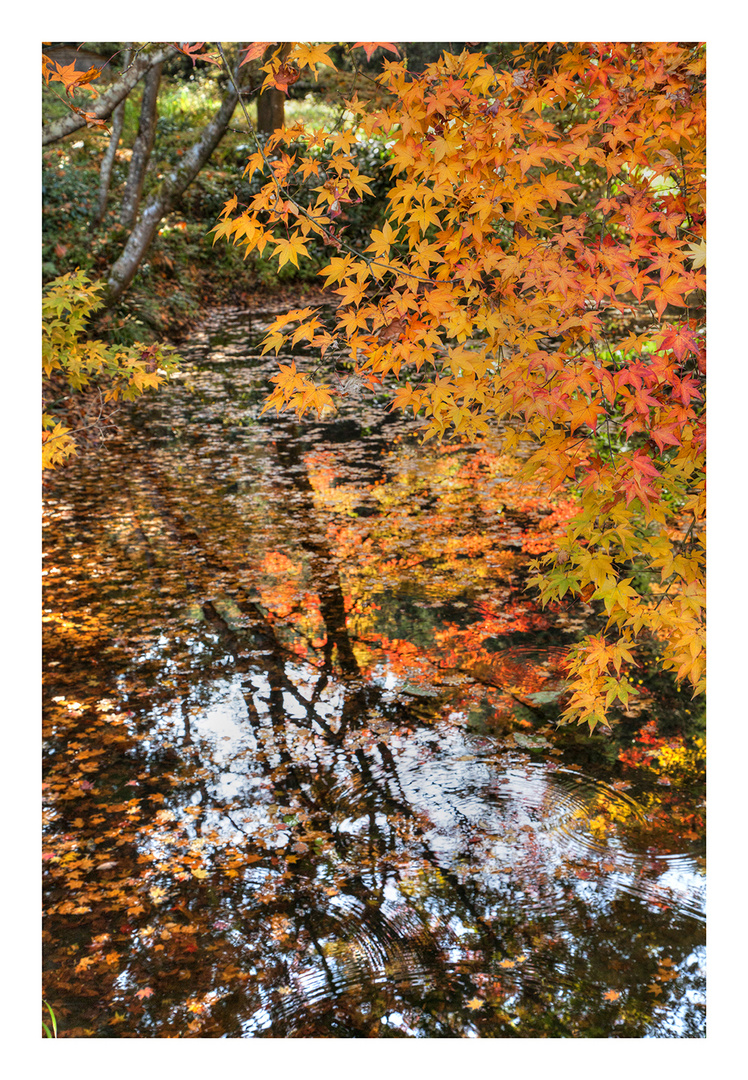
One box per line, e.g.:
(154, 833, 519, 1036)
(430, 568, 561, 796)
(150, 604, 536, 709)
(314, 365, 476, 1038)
(537, 172, 576, 209)
(377, 317, 408, 345)
(647, 273, 690, 318)
(294, 43, 337, 77)
(49, 60, 102, 97)
(173, 43, 221, 67)
(603, 990, 620, 1001)
(272, 235, 311, 269)
(657, 323, 700, 362)
(318, 255, 358, 287)
(240, 42, 276, 66)
(135, 987, 154, 1001)
(465, 997, 484, 1011)
(685, 238, 706, 269)
(620, 451, 661, 509)
(267, 63, 301, 94)
(77, 110, 108, 131)
(352, 43, 400, 62)
(335, 278, 369, 307)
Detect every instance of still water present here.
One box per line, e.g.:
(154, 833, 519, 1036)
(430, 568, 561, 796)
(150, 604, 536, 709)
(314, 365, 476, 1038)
(42, 305, 705, 1038)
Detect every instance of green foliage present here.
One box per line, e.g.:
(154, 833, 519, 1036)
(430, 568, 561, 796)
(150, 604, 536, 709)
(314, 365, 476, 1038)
(42, 1000, 58, 1038)
(42, 270, 181, 469)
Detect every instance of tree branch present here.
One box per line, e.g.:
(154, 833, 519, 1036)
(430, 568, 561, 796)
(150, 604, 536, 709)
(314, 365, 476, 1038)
(103, 51, 245, 306)
(42, 44, 176, 146)
(91, 44, 133, 227)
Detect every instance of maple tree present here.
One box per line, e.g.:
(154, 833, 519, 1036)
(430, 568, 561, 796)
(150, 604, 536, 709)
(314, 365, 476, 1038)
(42, 270, 180, 468)
(42, 43, 248, 305)
(209, 41, 705, 729)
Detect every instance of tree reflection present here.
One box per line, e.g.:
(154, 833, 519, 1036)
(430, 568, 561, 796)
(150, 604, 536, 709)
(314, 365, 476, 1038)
(43, 321, 704, 1038)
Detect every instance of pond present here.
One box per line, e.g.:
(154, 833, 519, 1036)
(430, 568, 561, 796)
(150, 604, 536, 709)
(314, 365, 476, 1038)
(42, 303, 706, 1038)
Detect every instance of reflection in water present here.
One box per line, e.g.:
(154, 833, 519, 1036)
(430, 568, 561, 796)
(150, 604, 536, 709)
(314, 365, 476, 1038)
(43, 306, 705, 1038)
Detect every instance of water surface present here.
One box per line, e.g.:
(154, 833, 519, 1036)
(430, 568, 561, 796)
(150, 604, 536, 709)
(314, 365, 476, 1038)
(42, 305, 705, 1038)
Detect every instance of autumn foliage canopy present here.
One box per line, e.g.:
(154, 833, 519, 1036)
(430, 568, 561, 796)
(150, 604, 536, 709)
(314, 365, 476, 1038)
(209, 41, 705, 729)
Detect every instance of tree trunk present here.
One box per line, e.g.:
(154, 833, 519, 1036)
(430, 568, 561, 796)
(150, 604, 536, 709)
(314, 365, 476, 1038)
(103, 75, 242, 307)
(91, 45, 132, 228)
(257, 85, 285, 134)
(120, 61, 163, 228)
(42, 44, 175, 146)
(256, 43, 290, 135)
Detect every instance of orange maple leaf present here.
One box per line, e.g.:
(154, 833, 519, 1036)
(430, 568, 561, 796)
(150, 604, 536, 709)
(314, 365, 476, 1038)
(49, 60, 102, 97)
(135, 987, 154, 1000)
(647, 273, 689, 318)
(240, 42, 276, 66)
(173, 43, 221, 67)
(352, 43, 400, 62)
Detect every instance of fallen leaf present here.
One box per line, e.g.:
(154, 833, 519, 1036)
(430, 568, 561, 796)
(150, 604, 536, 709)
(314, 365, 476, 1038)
(603, 990, 620, 1001)
(135, 987, 154, 1001)
(466, 997, 484, 1010)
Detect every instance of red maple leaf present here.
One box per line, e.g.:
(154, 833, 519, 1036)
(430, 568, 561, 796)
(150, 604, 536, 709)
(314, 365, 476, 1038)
(620, 451, 660, 509)
(658, 324, 699, 362)
(272, 63, 301, 93)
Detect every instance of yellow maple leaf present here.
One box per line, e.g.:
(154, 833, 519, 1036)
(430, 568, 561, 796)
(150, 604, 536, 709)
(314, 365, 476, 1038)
(686, 239, 706, 269)
(272, 235, 311, 270)
(318, 255, 357, 286)
(465, 997, 484, 1010)
(293, 43, 337, 77)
